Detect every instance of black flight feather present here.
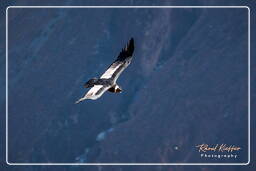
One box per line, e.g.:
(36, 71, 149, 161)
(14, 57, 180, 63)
(116, 38, 134, 61)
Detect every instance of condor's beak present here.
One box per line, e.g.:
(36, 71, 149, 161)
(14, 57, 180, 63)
(115, 88, 122, 93)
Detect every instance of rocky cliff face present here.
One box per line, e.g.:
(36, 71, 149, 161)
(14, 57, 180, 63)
(1, 0, 254, 171)
(90, 7, 249, 164)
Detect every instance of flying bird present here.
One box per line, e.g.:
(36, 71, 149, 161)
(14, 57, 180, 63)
(75, 38, 135, 103)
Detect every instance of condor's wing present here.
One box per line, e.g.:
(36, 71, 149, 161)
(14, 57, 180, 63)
(75, 85, 110, 103)
(100, 38, 134, 83)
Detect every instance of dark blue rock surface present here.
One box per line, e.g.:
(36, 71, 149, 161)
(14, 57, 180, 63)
(1, 0, 255, 171)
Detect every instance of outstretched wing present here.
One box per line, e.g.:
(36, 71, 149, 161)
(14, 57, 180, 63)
(75, 85, 110, 103)
(100, 38, 134, 83)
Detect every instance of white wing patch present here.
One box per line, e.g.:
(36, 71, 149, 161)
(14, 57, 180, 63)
(100, 63, 123, 79)
(85, 85, 105, 99)
(113, 64, 126, 83)
(113, 59, 132, 83)
(75, 85, 109, 103)
(101, 58, 132, 83)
